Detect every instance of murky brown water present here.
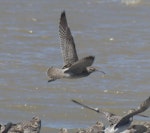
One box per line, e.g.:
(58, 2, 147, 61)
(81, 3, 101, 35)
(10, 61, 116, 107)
(0, 0, 150, 132)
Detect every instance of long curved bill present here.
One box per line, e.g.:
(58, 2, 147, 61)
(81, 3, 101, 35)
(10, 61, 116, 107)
(97, 70, 106, 75)
(94, 66, 106, 75)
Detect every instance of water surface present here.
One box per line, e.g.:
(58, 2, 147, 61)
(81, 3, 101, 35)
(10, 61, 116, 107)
(0, 0, 150, 132)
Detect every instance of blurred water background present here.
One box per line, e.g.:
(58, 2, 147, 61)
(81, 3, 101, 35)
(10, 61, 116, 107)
(0, 0, 149, 132)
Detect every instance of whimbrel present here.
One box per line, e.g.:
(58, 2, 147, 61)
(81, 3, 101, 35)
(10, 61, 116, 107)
(72, 96, 150, 133)
(47, 11, 105, 82)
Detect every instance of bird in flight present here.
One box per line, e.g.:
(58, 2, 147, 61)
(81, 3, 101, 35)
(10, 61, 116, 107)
(72, 96, 150, 133)
(47, 11, 105, 82)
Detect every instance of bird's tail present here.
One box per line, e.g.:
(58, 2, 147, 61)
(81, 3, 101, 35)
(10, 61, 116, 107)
(47, 67, 66, 82)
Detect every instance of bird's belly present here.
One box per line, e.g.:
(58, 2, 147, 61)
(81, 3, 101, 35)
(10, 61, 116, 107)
(66, 72, 89, 79)
(105, 123, 130, 133)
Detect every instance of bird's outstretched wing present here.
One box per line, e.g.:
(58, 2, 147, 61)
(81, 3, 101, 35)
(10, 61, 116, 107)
(72, 99, 100, 113)
(115, 96, 150, 129)
(72, 99, 118, 125)
(64, 56, 94, 74)
(59, 11, 78, 67)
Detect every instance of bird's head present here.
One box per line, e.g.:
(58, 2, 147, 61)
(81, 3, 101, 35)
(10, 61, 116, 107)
(87, 66, 105, 75)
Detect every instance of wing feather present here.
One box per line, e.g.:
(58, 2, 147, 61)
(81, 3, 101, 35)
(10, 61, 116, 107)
(64, 56, 94, 74)
(59, 11, 78, 66)
(115, 96, 150, 129)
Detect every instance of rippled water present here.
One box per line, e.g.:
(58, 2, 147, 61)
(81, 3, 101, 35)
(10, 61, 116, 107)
(0, 0, 150, 132)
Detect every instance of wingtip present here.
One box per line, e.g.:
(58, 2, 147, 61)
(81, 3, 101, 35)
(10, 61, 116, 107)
(72, 99, 77, 103)
(89, 55, 95, 59)
(92, 55, 95, 59)
(86, 56, 95, 60)
(145, 96, 150, 106)
(71, 99, 82, 105)
(61, 10, 66, 17)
